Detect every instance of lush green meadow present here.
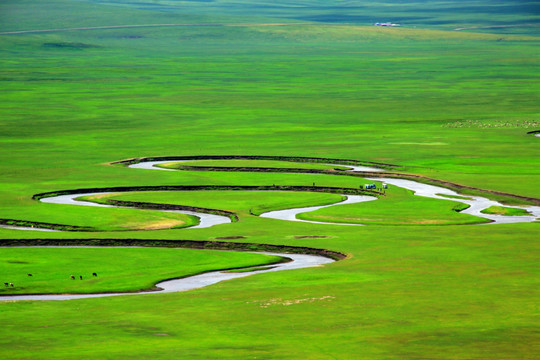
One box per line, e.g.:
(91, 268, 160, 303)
(1, 0, 539, 358)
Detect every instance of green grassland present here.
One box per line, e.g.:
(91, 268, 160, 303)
(1, 224, 538, 359)
(0, 0, 539, 358)
(1, 24, 539, 199)
(0, 200, 199, 231)
(4, 0, 538, 34)
(0, 247, 280, 294)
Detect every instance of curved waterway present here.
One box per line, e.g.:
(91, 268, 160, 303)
(128, 160, 384, 172)
(260, 195, 377, 225)
(0, 250, 333, 301)
(40, 193, 231, 229)
(129, 159, 540, 225)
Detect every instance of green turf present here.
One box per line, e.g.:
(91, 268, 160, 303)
(0, 0, 539, 358)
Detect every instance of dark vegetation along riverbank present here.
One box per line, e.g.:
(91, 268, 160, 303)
(32, 184, 381, 201)
(0, 238, 347, 261)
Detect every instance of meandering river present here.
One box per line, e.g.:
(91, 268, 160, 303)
(2, 157, 538, 301)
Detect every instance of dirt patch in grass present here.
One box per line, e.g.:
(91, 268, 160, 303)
(215, 236, 246, 240)
(249, 296, 335, 308)
(81, 193, 118, 201)
(129, 219, 186, 230)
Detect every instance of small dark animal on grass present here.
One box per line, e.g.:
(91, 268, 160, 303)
(70, 275, 75, 280)
(4, 282, 8, 287)
(27, 273, 32, 277)
(79, 275, 83, 280)
(9, 283, 13, 287)
(92, 273, 97, 277)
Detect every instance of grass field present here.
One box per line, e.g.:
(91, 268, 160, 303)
(1, 0, 539, 358)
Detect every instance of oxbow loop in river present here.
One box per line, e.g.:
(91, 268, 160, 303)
(0, 251, 334, 302)
(40, 193, 231, 229)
